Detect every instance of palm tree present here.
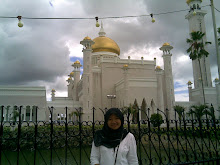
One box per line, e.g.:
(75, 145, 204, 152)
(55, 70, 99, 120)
(174, 105, 185, 127)
(186, 31, 211, 104)
(70, 109, 84, 122)
(187, 104, 208, 128)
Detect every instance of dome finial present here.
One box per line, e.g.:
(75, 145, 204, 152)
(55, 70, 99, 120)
(99, 21, 106, 37)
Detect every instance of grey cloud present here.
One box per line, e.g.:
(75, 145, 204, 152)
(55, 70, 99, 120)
(0, 0, 219, 98)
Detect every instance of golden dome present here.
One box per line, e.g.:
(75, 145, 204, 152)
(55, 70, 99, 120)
(70, 72, 74, 76)
(68, 77, 71, 80)
(123, 64, 128, 68)
(74, 60, 80, 64)
(163, 42, 170, 46)
(186, 0, 202, 5)
(156, 66, 161, 69)
(92, 36, 120, 55)
(51, 89, 56, 92)
(187, 81, 193, 85)
(83, 36, 91, 40)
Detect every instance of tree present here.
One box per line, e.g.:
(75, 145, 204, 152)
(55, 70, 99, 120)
(150, 113, 163, 127)
(174, 105, 185, 127)
(70, 109, 84, 122)
(187, 104, 208, 128)
(186, 31, 211, 104)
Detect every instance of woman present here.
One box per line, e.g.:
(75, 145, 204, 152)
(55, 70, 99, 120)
(90, 108, 139, 165)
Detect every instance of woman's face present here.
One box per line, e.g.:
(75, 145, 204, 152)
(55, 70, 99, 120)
(107, 114, 122, 130)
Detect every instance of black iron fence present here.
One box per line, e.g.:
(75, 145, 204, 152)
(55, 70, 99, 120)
(0, 105, 220, 165)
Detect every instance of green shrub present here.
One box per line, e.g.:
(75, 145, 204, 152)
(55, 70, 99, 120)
(150, 113, 163, 127)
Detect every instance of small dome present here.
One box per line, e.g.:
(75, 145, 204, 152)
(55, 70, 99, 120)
(70, 72, 74, 76)
(186, 0, 202, 5)
(68, 77, 71, 80)
(163, 42, 170, 46)
(51, 89, 56, 92)
(74, 60, 80, 64)
(187, 81, 193, 85)
(123, 64, 128, 68)
(92, 36, 120, 55)
(156, 66, 161, 69)
(83, 36, 91, 40)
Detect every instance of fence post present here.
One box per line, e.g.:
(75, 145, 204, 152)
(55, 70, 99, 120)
(0, 106, 4, 165)
(137, 107, 142, 165)
(65, 106, 68, 165)
(49, 106, 54, 165)
(92, 107, 95, 138)
(16, 106, 22, 165)
(78, 107, 82, 165)
(127, 107, 130, 132)
(34, 106, 38, 165)
(147, 108, 152, 164)
(166, 109, 171, 164)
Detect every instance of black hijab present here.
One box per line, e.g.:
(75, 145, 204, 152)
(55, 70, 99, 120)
(94, 108, 128, 148)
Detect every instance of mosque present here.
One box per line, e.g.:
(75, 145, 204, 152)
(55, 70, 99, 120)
(0, 0, 219, 122)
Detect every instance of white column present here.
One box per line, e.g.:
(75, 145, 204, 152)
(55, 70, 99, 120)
(23, 108, 26, 121)
(30, 108, 33, 121)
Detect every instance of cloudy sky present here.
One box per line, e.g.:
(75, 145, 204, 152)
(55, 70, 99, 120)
(0, 0, 219, 101)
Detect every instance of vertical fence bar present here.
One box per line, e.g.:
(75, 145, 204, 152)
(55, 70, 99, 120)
(174, 110, 180, 163)
(17, 106, 22, 165)
(147, 108, 152, 165)
(137, 108, 142, 165)
(78, 108, 82, 165)
(0, 106, 4, 165)
(34, 106, 38, 165)
(166, 109, 171, 164)
(50, 107, 54, 165)
(92, 107, 95, 138)
(65, 107, 68, 165)
(183, 110, 189, 162)
(127, 107, 130, 132)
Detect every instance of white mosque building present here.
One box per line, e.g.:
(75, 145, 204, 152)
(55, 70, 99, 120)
(0, 0, 219, 122)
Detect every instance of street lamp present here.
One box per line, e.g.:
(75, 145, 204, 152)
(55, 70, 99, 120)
(107, 95, 116, 108)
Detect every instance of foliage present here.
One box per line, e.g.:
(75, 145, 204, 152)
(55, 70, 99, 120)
(11, 110, 19, 122)
(186, 31, 211, 104)
(186, 31, 211, 60)
(187, 104, 217, 128)
(150, 113, 163, 127)
(174, 105, 185, 127)
(174, 105, 185, 119)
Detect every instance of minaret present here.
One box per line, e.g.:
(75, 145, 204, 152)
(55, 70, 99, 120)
(155, 66, 165, 112)
(160, 43, 175, 119)
(71, 60, 82, 101)
(187, 80, 193, 101)
(51, 89, 56, 101)
(123, 64, 129, 107)
(80, 36, 94, 120)
(185, 0, 212, 88)
(67, 76, 73, 98)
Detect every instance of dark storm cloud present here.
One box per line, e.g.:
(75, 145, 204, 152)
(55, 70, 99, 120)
(0, 0, 219, 100)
